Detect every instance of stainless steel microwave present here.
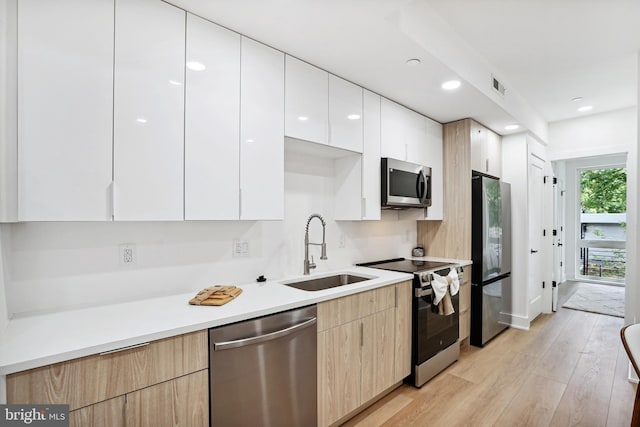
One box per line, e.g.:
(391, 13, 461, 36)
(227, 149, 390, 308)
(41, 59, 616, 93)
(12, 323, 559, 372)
(381, 157, 432, 209)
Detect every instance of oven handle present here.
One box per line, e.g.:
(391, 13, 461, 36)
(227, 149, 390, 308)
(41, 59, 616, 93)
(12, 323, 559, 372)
(415, 288, 433, 298)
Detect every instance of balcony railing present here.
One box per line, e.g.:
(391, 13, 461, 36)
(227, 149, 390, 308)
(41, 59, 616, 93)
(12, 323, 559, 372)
(579, 243, 626, 281)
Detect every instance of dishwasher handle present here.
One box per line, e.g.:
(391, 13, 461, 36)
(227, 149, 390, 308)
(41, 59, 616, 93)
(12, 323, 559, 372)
(213, 317, 317, 351)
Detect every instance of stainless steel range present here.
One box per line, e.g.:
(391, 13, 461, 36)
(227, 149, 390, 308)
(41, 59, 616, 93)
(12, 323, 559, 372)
(357, 258, 463, 387)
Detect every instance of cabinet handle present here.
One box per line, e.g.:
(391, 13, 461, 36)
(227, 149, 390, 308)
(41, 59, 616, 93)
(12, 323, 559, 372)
(360, 322, 364, 347)
(362, 198, 366, 218)
(404, 144, 408, 161)
(100, 342, 149, 356)
(395, 286, 398, 308)
(486, 159, 489, 173)
(239, 188, 242, 218)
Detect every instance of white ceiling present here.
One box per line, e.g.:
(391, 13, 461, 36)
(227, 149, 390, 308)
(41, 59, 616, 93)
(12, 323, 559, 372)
(168, 0, 639, 138)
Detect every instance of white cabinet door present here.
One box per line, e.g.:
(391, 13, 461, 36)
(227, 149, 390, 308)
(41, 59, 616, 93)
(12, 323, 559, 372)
(362, 90, 381, 220)
(17, 0, 114, 221)
(184, 14, 240, 220)
(284, 56, 328, 145)
(423, 118, 443, 220)
(486, 129, 502, 178)
(380, 98, 406, 161)
(329, 75, 363, 153)
(405, 109, 428, 165)
(113, 0, 185, 221)
(469, 123, 486, 173)
(114, 0, 185, 221)
(240, 37, 284, 220)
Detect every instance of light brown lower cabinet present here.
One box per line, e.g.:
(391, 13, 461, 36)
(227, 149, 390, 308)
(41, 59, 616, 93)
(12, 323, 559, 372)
(459, 267, 472, 342)
(8, 331, 208, 427)
(317, 280, 412, 426)
(393, 280, 412, 382)
(126, 370, 209, 427)
(69, 396, 125, 427)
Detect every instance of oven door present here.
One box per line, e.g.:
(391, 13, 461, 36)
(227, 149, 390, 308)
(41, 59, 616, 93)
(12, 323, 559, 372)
(414, 286, 459, 364)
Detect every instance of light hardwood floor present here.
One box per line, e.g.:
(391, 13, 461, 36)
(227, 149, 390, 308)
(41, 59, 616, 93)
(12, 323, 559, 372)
(343, 282, 635, 427)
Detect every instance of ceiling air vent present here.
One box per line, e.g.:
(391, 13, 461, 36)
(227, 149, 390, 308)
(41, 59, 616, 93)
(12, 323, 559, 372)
(491, 74, 506, 96)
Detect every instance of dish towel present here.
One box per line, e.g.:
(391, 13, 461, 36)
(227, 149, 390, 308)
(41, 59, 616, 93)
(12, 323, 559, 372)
(432, 272, 455, 315)
(448, 268, 460, 296)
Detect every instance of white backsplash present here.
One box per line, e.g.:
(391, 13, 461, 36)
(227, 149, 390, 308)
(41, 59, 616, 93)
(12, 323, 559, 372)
(2, 152, 416, 317)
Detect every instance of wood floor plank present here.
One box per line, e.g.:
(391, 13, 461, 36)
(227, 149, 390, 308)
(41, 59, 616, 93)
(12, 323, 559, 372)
(342, 393, 413, 427)
(549, 351, 618, 426)
(494, 373, 566, 427)
(606, 344, 636, 427)
(535, 310, 600, 384)
(379, 374, 473, 427)
(443, 351, 542, 427)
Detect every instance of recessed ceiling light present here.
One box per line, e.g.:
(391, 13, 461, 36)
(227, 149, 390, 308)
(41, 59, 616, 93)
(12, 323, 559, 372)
(347, 114, 361, 120)
(504, 124, 520, 131)
(136, 118, 147, 123)
(578, 105, 593, 112)
(297, 116, 308, 121)
(186, 61, 206, 71)
(571, 97, 583, 102)
(169, 80, 182, 86)
(441, 80, 461, 90)
(405, 58, 421, 66)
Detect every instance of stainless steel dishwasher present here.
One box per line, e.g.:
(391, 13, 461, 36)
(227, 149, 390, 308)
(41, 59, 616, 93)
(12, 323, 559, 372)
(209, 305, 317, 427)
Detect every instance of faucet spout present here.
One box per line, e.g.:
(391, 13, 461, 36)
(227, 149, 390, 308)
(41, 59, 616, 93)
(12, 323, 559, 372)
(304, 214, 328, 274)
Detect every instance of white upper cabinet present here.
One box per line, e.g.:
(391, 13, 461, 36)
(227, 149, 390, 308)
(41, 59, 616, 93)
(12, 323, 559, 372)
(113, 0, 186, 221)
(470, 121, 502, 178)
(328, 75, 363, 152)
(380, 98, 407, 161)
(17, 0, 114, 221)
(362, 90, 381, 220)
(240, 37, 285, 220)
(381, 97, 444, 220)
(285, 56, 328, 145)
(184, 14, 240, 220)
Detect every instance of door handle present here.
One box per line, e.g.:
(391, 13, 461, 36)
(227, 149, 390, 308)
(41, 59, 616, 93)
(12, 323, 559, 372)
(557, 243, 563, 247)
(530, 249, 539, 254)
(213, 317, 316, 351)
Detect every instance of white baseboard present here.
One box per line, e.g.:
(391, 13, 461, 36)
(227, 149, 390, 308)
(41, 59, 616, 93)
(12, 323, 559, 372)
(500, 312, 530, 330)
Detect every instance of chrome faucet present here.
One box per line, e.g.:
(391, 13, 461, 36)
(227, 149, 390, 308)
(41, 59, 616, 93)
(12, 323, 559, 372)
(304, 213, 327, 275)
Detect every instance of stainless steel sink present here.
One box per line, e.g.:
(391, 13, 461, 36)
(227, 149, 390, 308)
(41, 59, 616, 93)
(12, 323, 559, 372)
(282, 274, 373, 291)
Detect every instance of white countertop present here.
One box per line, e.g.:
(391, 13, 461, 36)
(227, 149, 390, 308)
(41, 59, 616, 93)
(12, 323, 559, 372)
(0, 256, 471, 375)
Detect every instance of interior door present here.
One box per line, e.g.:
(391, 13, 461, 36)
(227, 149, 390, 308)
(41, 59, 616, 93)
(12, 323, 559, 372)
(552, 176, 565, 311)
(528, 155, 545, 321)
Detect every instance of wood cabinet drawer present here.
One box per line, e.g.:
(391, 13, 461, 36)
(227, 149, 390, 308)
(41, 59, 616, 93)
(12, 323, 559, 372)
(7, 330, 207, 411)
(317, 285, 396, 331)
(69, 396, 125, 427)
(126, 369, 209, 427)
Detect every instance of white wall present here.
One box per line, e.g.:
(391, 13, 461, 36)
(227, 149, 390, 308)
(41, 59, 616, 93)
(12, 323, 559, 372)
(548, 107, 637, 161)
(629, 53, 640, 325)
(0, 224, 9, 330)
(500, 133, 530, 329)
(3, 150, 417, 316)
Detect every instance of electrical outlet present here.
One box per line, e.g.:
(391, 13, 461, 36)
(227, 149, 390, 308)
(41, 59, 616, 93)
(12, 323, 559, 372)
(119, 243, 136, 266)
(233, 240, 250, 257)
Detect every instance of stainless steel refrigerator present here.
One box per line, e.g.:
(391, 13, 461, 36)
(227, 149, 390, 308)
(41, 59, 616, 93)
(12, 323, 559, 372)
(470, 172, 511, 347)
